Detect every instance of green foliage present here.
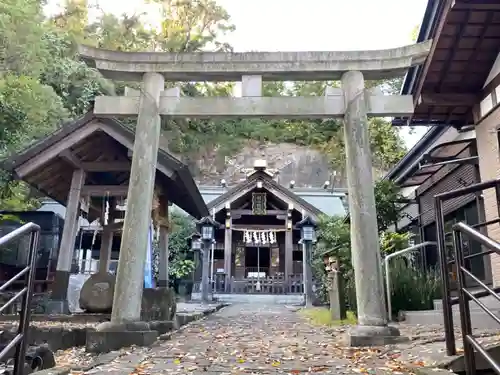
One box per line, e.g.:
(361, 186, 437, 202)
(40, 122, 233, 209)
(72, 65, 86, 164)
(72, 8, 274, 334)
(152, 211, 196, 282)
(0, 179, 40, 212)
(299, 307, 357, 326)
(388, 259, 442, 316)
(0, 0, 408, 212)
(0, 168, 40, 213)
(0, 0, 49, 76)
(312, 215, 351, 306)
(380, 231, 413, 256)
(342, 180, 409, 232)
(167, 212, 196, 279)
(374, 180, 409, 232)
(314, 180, 436, 315)
(40, 30, 115, 117)
(156, 0, 235, 53)
(41, 57, 114, 117)
(0, 74, 69, 154)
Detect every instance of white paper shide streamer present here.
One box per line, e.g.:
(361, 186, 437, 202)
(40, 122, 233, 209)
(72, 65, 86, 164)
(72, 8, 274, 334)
(243, 230, 277, 245)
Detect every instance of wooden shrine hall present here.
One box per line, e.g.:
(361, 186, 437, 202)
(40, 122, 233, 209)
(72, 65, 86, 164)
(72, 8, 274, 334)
(2, 112, 208, 311)
(198, 160, 323, 295)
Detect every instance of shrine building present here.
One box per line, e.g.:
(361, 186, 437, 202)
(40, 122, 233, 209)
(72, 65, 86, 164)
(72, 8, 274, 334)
(192, 160, 347, 297)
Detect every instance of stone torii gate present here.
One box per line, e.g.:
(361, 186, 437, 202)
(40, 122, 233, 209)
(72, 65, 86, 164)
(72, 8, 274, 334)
(79, 41, 431, 347)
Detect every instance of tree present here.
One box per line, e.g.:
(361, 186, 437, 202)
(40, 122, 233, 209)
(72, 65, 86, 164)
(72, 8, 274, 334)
(0, 73, 68, 211)
(314, 180, 412, 310)
(314, 179, 442, 317)
(0, 0, 409, 211)
(151, 211, 196, 285)
(51, 0, 91, 45)
(40, 30, 115, 117)
(166, 211, 196, 280)
(45, 0, 408, 179)
(0, 0, 75, 211)
(373, 179, 409, 232)
(0, 74, 68, 154)
(0, 0, 50, 76)
(156, 0, 234, 52)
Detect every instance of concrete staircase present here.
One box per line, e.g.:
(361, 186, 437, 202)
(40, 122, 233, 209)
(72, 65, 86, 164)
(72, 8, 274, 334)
(402, 295, 500, 329)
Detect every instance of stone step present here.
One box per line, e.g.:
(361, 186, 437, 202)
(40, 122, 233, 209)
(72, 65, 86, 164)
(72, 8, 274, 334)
(403, 308, 500, 329)
(191, 292, 304, 305)
(433, 295, 500, 311)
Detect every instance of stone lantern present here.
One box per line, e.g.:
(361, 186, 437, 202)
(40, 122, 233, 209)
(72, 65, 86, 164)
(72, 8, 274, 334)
(321, 248, 346, 321)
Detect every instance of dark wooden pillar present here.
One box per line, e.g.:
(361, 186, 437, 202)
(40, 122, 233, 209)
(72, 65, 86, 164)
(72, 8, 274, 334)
(285, 206, 293, 283)
(270, 246, 279, 275)
(157, 195, 169, 287)
(235, 245, 245, 279)
(224, 208, 232, 291)
(49, 168, 85, 313)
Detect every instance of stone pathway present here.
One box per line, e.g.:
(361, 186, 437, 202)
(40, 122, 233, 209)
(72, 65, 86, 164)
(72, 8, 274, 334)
(80, 304, 423, 374)
(176, 302, 222, 314)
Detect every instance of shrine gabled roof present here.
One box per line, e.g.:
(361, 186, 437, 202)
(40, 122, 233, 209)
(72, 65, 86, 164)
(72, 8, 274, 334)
(2, 112, 208, 219)
(206, 170, 325, 219)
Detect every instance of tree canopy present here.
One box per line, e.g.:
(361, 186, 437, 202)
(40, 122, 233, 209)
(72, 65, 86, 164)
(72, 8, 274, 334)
(0, 0, 408, 210)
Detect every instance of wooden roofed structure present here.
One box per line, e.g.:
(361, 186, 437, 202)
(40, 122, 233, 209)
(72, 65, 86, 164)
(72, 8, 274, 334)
(393, 0, 500, 127)
(2, 113, 208, 220)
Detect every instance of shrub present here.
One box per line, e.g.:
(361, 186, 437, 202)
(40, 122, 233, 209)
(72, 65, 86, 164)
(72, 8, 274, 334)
(387, 258, 442, 317)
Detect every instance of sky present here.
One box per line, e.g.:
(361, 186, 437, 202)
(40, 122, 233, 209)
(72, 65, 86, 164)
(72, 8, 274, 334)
(46, 0, 430, 148)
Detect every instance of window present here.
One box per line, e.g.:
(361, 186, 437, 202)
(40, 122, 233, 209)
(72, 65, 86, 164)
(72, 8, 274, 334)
(426, 202, 485, 281)
(462, 203, 485, 281)
(423, 223, 438, 269)
(36, 234, 54, 268)
(0, 225, 31, 266)
(480, 94, 494, 117)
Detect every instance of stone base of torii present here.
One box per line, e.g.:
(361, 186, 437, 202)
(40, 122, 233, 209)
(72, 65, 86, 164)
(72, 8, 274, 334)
(78, 41, 431, 352)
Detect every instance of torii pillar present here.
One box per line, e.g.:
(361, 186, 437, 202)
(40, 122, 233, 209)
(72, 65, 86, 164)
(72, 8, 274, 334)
(341, 73, 402, 346)
(109, 71, 164, 326)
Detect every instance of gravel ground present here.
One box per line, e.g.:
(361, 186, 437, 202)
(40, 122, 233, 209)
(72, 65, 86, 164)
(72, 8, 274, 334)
(55, 347, 98, 370)
(6, 304, 500, 374)
(74, 304, 466, 375)
(32, 303, 223, 373)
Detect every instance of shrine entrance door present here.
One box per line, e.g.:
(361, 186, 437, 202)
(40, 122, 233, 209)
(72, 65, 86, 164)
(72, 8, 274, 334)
(245, 246, 270, 278)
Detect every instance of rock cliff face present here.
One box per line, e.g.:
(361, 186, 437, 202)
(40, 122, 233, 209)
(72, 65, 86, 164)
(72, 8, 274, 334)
(186, 141, 338, 188)
(159, 133, 384, 187)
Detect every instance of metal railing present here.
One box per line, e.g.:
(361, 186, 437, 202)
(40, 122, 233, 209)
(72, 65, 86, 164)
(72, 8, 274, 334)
(435, 178, 500, 356)
(384, 241, 436, 320)
(452, 222, 500, 375)
(0, 223, 40, 375)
